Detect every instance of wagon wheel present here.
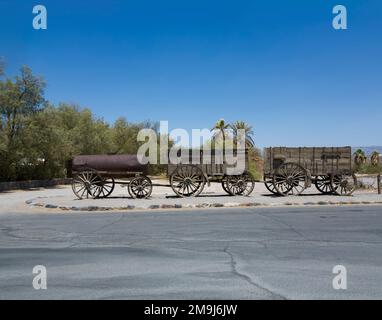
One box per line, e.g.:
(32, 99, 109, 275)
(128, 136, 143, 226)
(96, 177, 115, 198)
(71, 171, 102, 199)
(128, 176, 153, 199)
(226, 171, 255, 196)
(221, 178, 232, 195)
(273, 163, 307, 196)
(170, 165, 206, 197)
(314, 175, 333, 194)
(330, 174, 357, 196)
(264, 175, 278, 195)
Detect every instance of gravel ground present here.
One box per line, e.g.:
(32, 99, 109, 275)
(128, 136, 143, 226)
(7, 177, 381, 212)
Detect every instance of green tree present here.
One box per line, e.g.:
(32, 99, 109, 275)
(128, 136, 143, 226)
(211, 118, 231, 154)
(21, 105, 71, 179)
(371, 151, 380, 167)
(0, 66, 45, 140)
(0, 62, 187, 181)
(354, 149, 367, 167)
(111, 117, 145, 154)
(0, 66, 45, 180)
(62, 106, 112, 155)
(230, 120, 255, 149)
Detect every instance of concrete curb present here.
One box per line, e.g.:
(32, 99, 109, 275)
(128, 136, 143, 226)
(25, 196, 382, 212)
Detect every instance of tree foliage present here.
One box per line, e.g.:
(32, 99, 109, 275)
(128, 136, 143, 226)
(1, 64, 262, 182)
(354, 149, 367, 167)
(230, 120, 255, 148)
(0, 66, 46, 180)
(0, 65, 166, 181)
(370, 151, 380, 166)
(209, 119, 261, 180)
(353, 150, 381, 174)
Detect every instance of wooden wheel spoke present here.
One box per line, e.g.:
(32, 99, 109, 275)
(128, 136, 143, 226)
(175, 182, 184, 189)
(264, 176, 278, 194)
(330, 174, 356, 196)
(128, 176, 152, 199)
(189, 181, 199, 190)
(226, 172, 255, 196)
(317, 178, 332, 194)
(273, 163, 306, 196)
(170, 165, 205, 197)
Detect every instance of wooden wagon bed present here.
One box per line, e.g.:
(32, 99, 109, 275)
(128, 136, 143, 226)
(166, 149, 255, 197)
(263, 146, 356, 196)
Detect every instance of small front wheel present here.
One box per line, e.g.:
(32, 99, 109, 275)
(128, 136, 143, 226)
(264, 175, 278, 195)
(330, 174, 357, 196)
(226, 171, 255, 196)
(97, 177, 115, 198)
(128, 176, 153, 199)
(221, 178, 232, 195)
(314, 175, 333, 194)
(273, 163, 307, 196)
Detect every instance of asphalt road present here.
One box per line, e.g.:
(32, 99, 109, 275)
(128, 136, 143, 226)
(1, 205, 382, 299)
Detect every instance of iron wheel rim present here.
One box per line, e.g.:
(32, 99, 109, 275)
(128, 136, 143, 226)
(170, 165, 206, 197)
(273, 163, 307, 196)
(128, 176, 153, 199)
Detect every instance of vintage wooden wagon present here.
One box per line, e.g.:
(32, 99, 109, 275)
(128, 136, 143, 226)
(67, 154, 153, 199)
(67, 149, 256, 199)
(263, 146, 357, 196)
(167, 149, 255, 197)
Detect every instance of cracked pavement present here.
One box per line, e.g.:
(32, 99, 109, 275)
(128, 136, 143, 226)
(1, 204, 382, 299)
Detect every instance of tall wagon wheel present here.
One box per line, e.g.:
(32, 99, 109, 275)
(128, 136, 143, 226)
(128, 176, 153, 199)
(72, 171, 102, 199)
(97, 177, 115, 198)
(314, 175, 333, 194)
(170, 165, 206, 197)
(273, 163, 307, 196)
(330, 174, 357, 196)
(226, 171, 255, 196)
(264, 175, 278, 195)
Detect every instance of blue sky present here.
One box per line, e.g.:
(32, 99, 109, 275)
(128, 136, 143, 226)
(1, 0, 381, 148)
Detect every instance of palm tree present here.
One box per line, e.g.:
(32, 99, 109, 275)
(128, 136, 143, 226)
(230, 121, 255, 149)
(371, 151, 380, 166)
(211, 119, 230, 161)
(354, 149, 367, 166)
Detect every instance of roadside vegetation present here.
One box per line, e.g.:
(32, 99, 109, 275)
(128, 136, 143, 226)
(0, 64, 165, 181)
(1, 63, 261, 182)
(210, 119, 262, 181)
(353, 149, 381, 174)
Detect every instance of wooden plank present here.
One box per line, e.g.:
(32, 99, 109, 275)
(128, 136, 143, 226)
(262, 146, 353, 176)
